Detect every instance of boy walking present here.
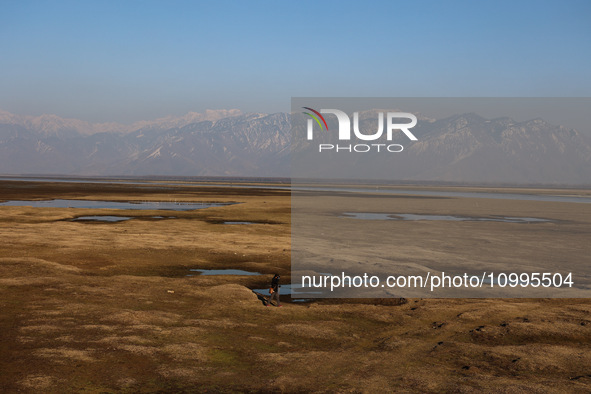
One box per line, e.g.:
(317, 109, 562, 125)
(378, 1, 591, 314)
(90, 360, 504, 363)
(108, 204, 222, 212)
(266, 274, 282, 307)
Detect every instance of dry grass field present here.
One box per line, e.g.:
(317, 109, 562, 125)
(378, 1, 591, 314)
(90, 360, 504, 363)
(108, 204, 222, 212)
(1, 180, 591, 392)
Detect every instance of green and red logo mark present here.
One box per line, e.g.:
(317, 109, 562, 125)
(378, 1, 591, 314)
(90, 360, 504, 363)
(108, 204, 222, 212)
(302, 107, 329, 131)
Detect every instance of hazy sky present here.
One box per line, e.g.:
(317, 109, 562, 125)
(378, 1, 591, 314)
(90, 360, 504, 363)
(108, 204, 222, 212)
(1, 0, 590, 123)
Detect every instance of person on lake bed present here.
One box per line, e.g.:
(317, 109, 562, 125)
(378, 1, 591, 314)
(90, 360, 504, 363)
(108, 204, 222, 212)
(266, 274, 281, 307)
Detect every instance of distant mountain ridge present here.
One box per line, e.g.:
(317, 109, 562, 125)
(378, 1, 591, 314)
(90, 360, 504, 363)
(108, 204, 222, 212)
(0, 109, 243, 136)
(0, 111, 290, 177)
(0, 109, 590, 184)
(392, 113, 591, 184)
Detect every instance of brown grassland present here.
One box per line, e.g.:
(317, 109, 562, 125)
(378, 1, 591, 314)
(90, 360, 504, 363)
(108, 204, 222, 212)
(0, 180, 590, 393)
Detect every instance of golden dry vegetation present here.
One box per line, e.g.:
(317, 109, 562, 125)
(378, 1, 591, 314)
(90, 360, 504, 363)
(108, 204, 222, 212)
(1, 180, 590, 393)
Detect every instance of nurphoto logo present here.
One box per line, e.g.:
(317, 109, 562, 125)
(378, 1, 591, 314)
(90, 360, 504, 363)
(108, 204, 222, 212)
(303, 107, 418, 153)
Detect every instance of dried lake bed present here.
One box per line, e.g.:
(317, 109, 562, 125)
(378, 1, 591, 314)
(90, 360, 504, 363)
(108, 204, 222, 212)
(1, 179, 590, 392)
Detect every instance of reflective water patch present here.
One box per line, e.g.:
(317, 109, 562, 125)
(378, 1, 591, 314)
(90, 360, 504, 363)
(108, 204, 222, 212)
(72, 216, 131, 222)
(341, 212, 552, 223)
(0, 199, 234, 211)
(189, 269, 261, 276)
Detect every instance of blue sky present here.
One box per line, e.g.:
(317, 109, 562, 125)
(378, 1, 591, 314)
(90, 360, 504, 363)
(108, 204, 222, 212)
(1, 0, 590, 123)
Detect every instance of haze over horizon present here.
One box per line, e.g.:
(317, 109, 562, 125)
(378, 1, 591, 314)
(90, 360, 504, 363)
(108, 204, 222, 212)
(2, 0, 590, 123)
(2, 1, 590, 183)
(1, 105, 590, 185)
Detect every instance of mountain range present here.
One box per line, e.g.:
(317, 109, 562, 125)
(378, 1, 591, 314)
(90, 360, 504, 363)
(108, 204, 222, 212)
(0, 109, 590, 185)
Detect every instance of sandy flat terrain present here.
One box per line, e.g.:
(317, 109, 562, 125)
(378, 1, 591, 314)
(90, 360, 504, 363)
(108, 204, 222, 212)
(1, 180, 590, 392)
(291, 188, 591, 298)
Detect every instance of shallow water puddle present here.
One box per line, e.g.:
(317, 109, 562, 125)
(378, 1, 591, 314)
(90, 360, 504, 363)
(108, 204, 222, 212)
(189, 269, 261, 276)
(72, 215, 176, 222)
(0, 199, 233, 211)
(188, 269, 321, 300)
(72, 216, 132, 222)
(342, 212, 552, 223)
(253, 284, 323, 296)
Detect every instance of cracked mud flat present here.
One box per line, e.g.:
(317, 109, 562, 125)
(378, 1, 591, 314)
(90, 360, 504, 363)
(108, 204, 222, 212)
(1, 180, 591, 392)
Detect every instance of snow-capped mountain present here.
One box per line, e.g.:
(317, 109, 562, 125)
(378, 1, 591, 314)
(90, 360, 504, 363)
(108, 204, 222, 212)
(0, 111, 290, 177)
(0, 109, 243, 136)
(0, 109, 590, 184)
